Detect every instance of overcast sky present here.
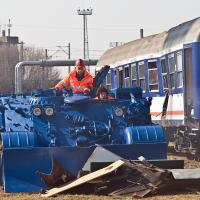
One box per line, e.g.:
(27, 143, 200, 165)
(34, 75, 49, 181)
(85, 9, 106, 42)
(0, 0, 200, 60)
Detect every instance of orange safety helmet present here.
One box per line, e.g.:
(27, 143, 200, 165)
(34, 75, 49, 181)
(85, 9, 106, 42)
(75, 58, 85, 70)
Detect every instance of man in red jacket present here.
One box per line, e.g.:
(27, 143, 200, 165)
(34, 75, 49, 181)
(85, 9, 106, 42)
(54, 59, 93, 94)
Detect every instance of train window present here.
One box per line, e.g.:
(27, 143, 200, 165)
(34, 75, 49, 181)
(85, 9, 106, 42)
(131, 63, 137, 87)
(138, 62, 145, 90)
(114, 69, 118, 88)
(161, 57, 168, 89)
(168, 54, 175, 88)
(176, 51, 183, 87)
(118, 67, 123, 88)
(124, 65, 130, 87)
(148, 60, 158, 91)
(106, 72, 111, 89)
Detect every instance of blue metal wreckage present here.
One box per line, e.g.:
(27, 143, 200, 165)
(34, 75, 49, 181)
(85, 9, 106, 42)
(0, 66, 167, 192)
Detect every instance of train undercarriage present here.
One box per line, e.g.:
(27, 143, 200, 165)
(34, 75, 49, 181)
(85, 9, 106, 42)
(165, 123, 200, 160)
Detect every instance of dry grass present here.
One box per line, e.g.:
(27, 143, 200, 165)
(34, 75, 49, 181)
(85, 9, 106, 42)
(1, 191, 200, 200)
(1, 154, 200, 200)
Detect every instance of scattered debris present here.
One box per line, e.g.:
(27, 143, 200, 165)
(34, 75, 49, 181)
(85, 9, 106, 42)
(37, 158, 76, 189)
(41, 159, 200, 198)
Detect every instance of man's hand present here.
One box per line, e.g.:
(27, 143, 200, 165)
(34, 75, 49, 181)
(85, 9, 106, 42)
(83, 87, 91, 95)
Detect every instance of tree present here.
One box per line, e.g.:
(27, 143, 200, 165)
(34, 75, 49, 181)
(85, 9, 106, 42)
(0, 45, 19, 93)
(0, 44, 60, 93)
(22, 46, 60, 92)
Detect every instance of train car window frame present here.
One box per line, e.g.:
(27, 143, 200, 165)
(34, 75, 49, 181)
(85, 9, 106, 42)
(168, 53, 175, 89)
(131, 63, 137, 87)
(161, 57, 168, 90)
(124, 64, 130, 87)
(148, 59, 159, 92)
(106, 72, 111, 90)
(114, 68, 118, 88)
(138, 61, 145, 91)
(118, 66, 124, 88)
(176, 51, 183, 88)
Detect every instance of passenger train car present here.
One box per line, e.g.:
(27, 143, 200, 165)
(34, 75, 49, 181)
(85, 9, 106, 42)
(97, 17, 200, 157)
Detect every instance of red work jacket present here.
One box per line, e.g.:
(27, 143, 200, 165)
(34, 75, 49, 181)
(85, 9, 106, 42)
(54, 69, 93, 93)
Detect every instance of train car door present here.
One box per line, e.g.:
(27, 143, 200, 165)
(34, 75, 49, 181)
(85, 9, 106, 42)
(184, 48, 193, 118)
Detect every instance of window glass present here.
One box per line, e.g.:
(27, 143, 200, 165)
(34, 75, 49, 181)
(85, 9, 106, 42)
(161, 58, 167, 73)
(169, 74, 174, 88)
(124, 65, 130, 87)
(131, 63, 137, 87)
(118, 67, 123, 88)
(169, 54, 175, 73)
(139, 62, 145, 90)
(163, 75, 168, 89)
(124, 65, 129, 78)
(177, 72, 183, 87)
(148, 60, 158, 91)
(114, 69, 118, 87)
(177, 51, 182, 71)
(176, 51, 183, 87)
(106, 72, 111, 89)
(168, 54, 175, 88)
(139, 62, 145, 77)
(161, 57, 168, 89)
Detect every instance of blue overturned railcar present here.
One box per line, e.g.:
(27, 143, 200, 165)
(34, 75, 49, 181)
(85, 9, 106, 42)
(0, 67, 167, 192)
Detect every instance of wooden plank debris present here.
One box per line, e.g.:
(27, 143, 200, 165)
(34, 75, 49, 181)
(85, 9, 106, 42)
(42, 159, 124, 197)
(41, 159, 200, 198)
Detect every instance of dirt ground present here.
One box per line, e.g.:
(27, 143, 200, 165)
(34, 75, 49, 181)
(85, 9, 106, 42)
(1, 154, 200, 200)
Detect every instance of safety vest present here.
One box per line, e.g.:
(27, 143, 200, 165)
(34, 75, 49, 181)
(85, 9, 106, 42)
(54, 69, 93, 93)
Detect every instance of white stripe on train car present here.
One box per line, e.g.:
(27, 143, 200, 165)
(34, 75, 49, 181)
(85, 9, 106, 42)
(151, 93, 184, 121)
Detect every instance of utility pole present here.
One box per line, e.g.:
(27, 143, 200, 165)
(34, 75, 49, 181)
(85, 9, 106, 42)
(77, 7, 92, 72)
(57, 43, 71, 73)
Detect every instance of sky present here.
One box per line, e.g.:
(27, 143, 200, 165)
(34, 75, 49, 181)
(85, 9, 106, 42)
(0, 0, 200, 60)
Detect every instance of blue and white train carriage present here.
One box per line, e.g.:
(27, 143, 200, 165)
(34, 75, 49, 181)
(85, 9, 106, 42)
(97, 17, 200, 155)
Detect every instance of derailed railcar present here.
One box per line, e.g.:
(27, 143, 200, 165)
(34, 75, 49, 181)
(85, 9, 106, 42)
(97, 17, 200, 157)
(0, 67, 167, 192)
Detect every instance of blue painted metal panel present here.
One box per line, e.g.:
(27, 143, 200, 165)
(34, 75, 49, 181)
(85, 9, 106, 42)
(105, 143, 167, 160)
(1, 132, 39, 148)
(192, 42, 200, 119)
(124, 125, 165, 144)
(2, 146, 95, 192)
(2, 142, 167, 192)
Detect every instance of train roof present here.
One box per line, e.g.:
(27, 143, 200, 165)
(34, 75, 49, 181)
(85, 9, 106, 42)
(97, 17, 200, 68)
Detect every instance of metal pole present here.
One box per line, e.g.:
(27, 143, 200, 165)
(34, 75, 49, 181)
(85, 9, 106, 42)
(83, 15, 86, 59)
(140, 28, 144, 38)
(68, 43, 70, 59)
(68, 43, 71, 74)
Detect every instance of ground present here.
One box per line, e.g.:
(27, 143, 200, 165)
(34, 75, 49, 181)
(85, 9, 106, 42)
(1, 154, 200, 200)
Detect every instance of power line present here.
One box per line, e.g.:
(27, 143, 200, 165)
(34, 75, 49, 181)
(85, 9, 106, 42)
(12, 24, 166, 32)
